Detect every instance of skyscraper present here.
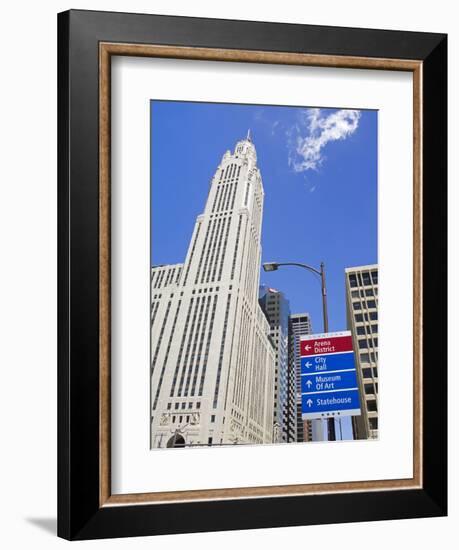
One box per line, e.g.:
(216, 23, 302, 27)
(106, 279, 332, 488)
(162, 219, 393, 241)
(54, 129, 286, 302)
(345, 265, 379, 440)
(290, 313, 313, 442)
(150, 133, 276, 448)
(259, 286, 297, 443)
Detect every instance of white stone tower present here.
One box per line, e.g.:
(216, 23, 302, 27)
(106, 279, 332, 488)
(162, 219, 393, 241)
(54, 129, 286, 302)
(150, 133, 275, 448)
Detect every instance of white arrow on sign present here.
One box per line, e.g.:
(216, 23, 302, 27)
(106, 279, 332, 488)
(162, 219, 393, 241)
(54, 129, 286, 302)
(307, 399, 313, 407)
(306, 380, 312, 388)
(304, 345, 311, 351)
(304, 361, 312, 369)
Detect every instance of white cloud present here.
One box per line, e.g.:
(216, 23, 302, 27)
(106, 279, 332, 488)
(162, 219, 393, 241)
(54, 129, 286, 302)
(288, 108, 361, 172)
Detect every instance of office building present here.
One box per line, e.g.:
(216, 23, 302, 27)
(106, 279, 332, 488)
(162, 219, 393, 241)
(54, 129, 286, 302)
(150, 133, 276, 448)
(259, 286, 297, 442)
(290, 313, 313, 442)
(345, 265, 379, 439)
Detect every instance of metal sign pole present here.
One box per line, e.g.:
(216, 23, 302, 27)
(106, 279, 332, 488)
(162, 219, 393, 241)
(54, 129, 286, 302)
(320, 262, 336, 442)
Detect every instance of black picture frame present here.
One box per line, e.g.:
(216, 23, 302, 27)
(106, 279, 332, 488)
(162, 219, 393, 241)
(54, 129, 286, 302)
(58, 9, 447, 540)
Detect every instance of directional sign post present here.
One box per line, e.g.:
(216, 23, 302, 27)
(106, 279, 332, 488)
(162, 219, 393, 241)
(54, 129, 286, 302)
(301, 331, 361, 421)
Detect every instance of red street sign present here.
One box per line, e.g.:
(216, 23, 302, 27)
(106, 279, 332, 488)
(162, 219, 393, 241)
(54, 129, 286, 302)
(300, 335, 353, 357)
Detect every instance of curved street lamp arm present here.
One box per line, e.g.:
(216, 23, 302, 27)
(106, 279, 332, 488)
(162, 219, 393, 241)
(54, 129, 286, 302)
(275, 262, 322, 277)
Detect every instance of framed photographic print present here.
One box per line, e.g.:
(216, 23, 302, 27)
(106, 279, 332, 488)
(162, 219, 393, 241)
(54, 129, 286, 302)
(57, 9, 447, 540)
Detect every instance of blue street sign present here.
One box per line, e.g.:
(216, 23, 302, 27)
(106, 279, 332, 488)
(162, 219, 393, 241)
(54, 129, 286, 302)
(301, 369, 358, 394)
(301, 352, 355, 374)
(301, 389, 361, 418)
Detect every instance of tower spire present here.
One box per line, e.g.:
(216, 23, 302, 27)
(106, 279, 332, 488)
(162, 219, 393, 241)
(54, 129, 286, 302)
(247, 128, 251, 142)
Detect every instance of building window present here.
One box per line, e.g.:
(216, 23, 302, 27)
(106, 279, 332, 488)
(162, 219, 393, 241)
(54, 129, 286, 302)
(196, 402, 201, 409)
(354, 314, 363, 322)
(369, 417, 378, 430)
(367, 400, 378, 412)
(349, 274, 357, 287)
(174, 403, 179, 410)
(359, 340, 368, 349)
(167, 403, 171, 410)
(208, 437, 213, 445)
(362, 368, 372, 379)
(364, 383, 374, 395)
(353, 302, 362, 310)
(360, 353, 370, 363)
(367, 300, 377, 308)
(371, 271, 378, 284)
(357, 326, 366, 335)
(211, 415, 216, 423)
(181, 402, 186, 409)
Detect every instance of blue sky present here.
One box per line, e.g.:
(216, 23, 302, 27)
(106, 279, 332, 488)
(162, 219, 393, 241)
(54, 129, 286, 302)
(151, 100, 377, 333)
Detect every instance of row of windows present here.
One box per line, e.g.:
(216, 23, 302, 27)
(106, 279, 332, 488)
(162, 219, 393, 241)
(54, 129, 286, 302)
(150, 301, 160, 329)
(182, 223, 201, 286)
(362, 366, 378, 379)
(220, 163, 241, 184)
(152, 300, 182, 409)
(360, 351, 378, 363)
(194, 220, 213, 285)
(198, 297, 218, 397)
(354, 312, 378, 322)
(181, 296, 213, 397)
(233, 306, 251, 409)
(353, 299, 377, 310)
(351, 288, 378, 298)
(199, 216, 225, 284)
(165, 413, 213, 425)
(176, 296, 207, 396)
(348, 270, 378, 288)
(356, 324, 378, 335)
(152, 268, 167, 289)
(230, 215, 243, 280)
(217, 220, 231, 281)
(213, 293, 232, 408)
(151, 301, 172, 375)
(152, 266, 182, 290)
(169, 298, 195, 397)
(214, 181, 237, 213)
(364, 382, 378, 395)
(167, 401, 201, 410)
(150, 300, 173, 408)
(193, 213, 231, 286)
(358, 337, 378, 349)
(242, 221, 261, 304)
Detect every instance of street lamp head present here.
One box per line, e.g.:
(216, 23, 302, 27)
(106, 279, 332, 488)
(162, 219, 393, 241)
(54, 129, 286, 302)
(263, 262, 279, 272)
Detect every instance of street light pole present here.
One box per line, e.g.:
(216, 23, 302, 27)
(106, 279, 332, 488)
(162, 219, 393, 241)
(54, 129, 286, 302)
(263, 260, 336, 441)
(320, 261, 329, 333)
(318, 262, 335, 441)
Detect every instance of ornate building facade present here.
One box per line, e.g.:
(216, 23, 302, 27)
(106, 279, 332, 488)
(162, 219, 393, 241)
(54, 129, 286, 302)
(150, 133, 275, 448)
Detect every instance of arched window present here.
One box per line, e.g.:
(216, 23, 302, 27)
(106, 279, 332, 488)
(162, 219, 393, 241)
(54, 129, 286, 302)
(166, 434, 185, 448)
